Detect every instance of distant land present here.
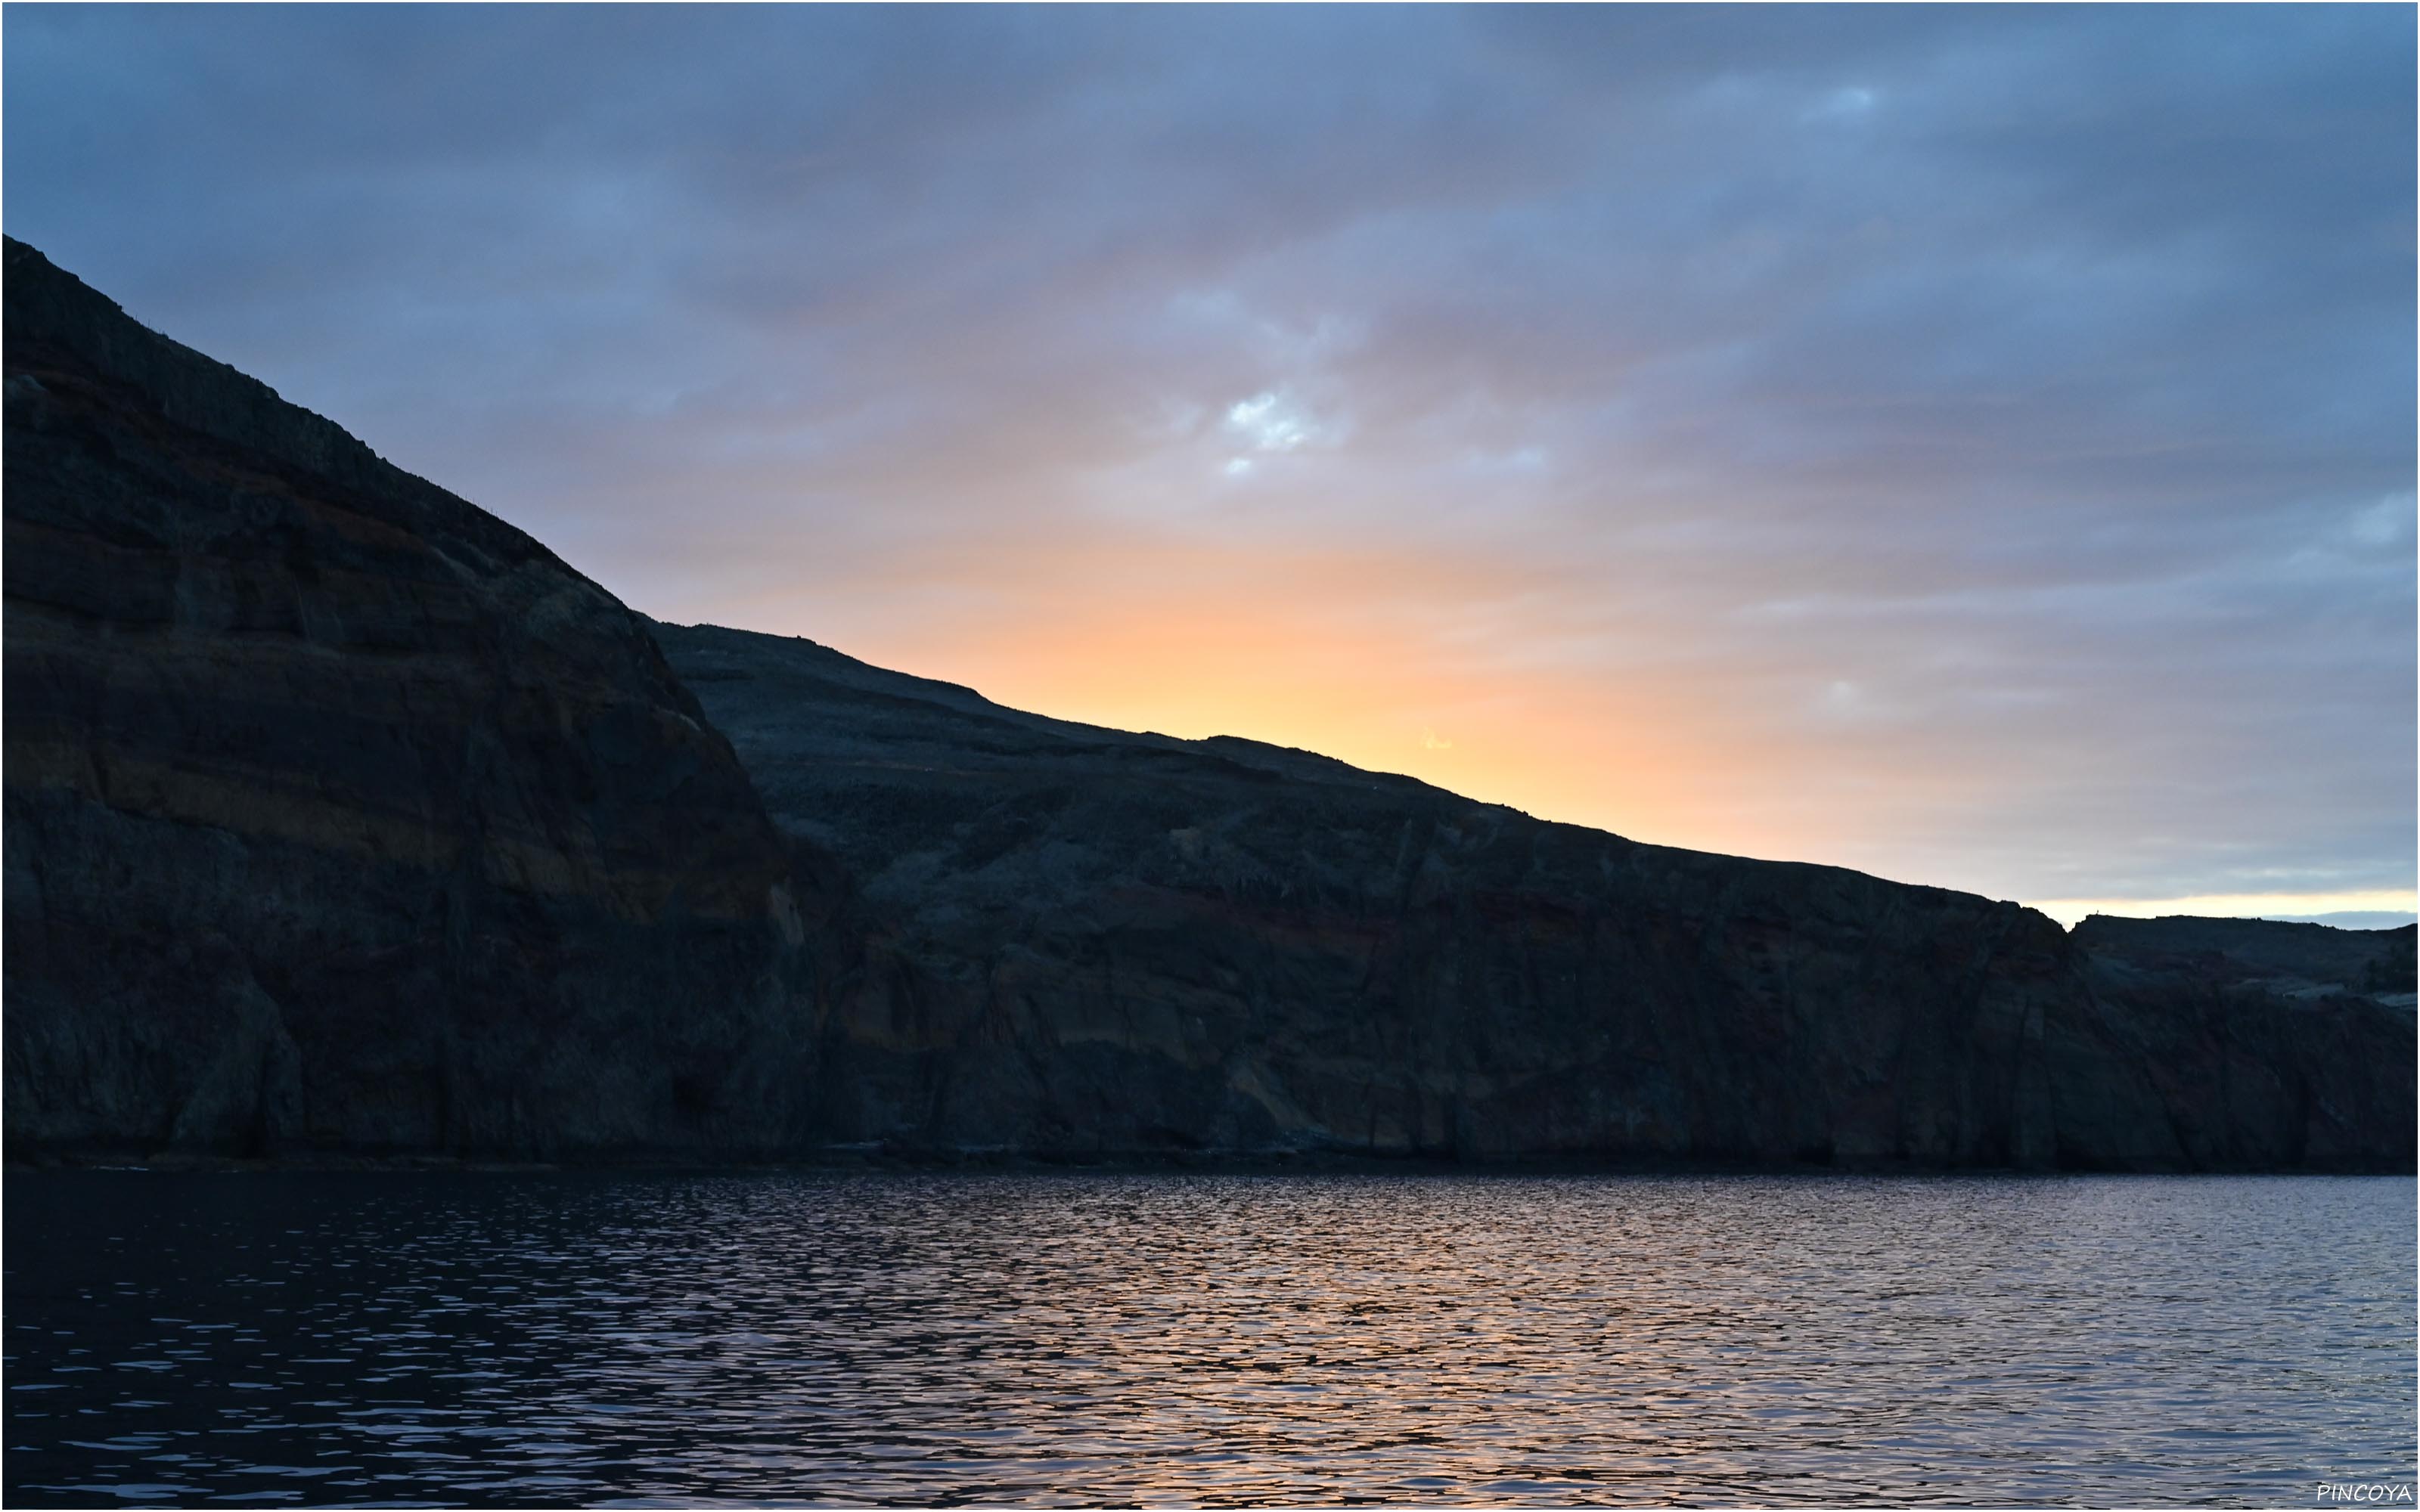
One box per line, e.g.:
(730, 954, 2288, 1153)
(5, 236, 2412, 1173)
(2266, 912, 2420, 931)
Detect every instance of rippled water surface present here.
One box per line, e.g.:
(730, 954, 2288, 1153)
(5, 1171, 2412, 1505)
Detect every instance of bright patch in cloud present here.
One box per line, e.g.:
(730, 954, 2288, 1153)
(11, 6, 2403, 916)
(1421, 728, 1454, 750)
(1226, 390, 1316, 453)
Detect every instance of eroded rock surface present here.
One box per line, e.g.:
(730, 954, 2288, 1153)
(4, 237, 823, 1160)
(2069, 916, 2413, 1170)
(656, 621, 2415, 1170)
(6, 235, 2406, 1170)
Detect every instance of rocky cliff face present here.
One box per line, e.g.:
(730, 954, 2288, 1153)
(4, 237, 824, 1160)
(2068, 916, 2412, 1170)
(8, 237, 2407, 1171)
(654, 622, 2415, 1171)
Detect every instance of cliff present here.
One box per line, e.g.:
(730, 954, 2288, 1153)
(3, 237, 826, 1160)
(654, 621, 2414, 1170)
(5, 237, 2409, 1171)
(2066, 916, 2413, 1170)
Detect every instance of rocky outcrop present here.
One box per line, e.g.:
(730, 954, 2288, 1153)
(2069, 916, 2412, 1170)
(7, 237, 2408, 1171)
(2077, 914, 2415, 997)
(4, 237, 825, 1160)
(654, 622, 2415, 1171)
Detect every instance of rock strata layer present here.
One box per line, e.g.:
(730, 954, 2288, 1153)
(654, 622, 2415, 1170)
(4, 237, 821, 1160)
(6, 237, 2409, 1170)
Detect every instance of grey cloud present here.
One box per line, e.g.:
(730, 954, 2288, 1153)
(5, 3, 2409, 906)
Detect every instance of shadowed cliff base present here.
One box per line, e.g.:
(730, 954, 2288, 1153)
(5, 236, 2412, 1173)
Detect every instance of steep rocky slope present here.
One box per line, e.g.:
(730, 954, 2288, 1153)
(3, 237, 826, 1160)
(6, 236, 2406, 1170)
(655, 622, 2415, 1170)
(2067, 916, 2413, 1170)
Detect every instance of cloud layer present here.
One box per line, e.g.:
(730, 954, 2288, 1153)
(8, 4, 2412, 913)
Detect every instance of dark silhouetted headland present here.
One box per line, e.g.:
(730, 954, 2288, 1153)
(7, 237, 2411, 1171)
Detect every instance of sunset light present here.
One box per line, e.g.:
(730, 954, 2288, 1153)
(6, 7, 2412, 1504)
(12, 5, 2401, 931)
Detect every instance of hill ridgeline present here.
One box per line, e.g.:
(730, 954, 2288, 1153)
(6, 236, 2409, 1171)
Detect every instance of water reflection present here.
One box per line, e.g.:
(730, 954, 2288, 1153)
(6, 1172, 2413, 1505)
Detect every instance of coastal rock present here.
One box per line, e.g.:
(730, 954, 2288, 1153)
(655, 622, 2415, 1170)
(6, 236, 2407, 1172)
(3, 237, 822, 1160)
(2071, 916, 2413, 1169)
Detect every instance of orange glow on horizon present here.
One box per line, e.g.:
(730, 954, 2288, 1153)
(708, 532, 1826, 872)
(647, 457, 2412, 925)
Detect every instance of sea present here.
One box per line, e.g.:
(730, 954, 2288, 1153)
(5, 1170, 2412, 1506)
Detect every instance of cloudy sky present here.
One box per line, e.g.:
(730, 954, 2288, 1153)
(8, 5, 2412, 925)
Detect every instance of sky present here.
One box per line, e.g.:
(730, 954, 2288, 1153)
(6, 4, 2413, 927)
